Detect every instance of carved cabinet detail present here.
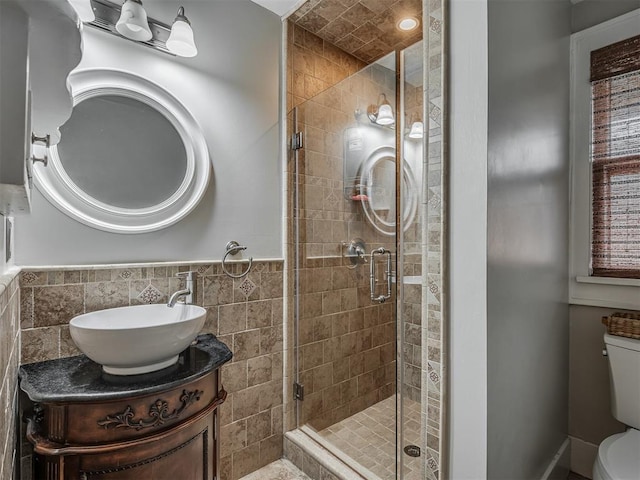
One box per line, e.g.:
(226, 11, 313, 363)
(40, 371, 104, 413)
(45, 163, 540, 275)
(19, 334, 232, 480)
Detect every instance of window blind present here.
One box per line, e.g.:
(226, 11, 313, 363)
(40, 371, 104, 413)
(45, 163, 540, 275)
(591, 35, 640, 278)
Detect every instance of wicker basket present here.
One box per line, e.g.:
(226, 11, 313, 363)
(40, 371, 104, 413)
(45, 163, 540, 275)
(602, 312, 640, 340)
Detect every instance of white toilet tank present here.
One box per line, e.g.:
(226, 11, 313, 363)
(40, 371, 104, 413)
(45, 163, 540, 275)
(605, 333, 640, 429)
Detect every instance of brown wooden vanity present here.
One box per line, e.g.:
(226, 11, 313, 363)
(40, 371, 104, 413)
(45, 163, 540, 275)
(19, 334, 231, 480)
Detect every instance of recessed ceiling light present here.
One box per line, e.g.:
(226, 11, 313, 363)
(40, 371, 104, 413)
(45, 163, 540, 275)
(397, 17, 419, 31)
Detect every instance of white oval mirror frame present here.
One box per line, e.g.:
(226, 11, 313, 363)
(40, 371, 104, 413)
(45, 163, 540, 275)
(33, 69, 211, 234)
(359, 146, 418, 236)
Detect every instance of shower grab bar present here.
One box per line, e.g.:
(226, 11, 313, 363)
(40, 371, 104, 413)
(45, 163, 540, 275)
(222, 240, 253, 278)
(370, 247, 392, 303)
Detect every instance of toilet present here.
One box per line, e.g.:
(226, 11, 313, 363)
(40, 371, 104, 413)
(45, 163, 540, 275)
(593, 334, 640, 480)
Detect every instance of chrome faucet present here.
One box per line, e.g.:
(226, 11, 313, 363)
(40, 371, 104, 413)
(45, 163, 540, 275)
(167, 271, 198, 307)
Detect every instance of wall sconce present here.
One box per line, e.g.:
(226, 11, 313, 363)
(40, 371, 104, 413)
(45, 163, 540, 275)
(367, 93, 395, 126)
(86, 0, 197, 57)
(408, 114, 424, 139)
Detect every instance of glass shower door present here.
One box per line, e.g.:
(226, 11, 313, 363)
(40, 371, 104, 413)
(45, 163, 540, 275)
(291, 40, 426, 479)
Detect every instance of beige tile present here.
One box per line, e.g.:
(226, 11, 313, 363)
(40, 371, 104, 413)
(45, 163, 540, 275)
(21, 327, 59, 363)
(33, 285, 84, 327)
(85, 281, 129, 312)
(247, 355, 272, 387)
(234, 329, 261, 361)
(219, 303, 248, 335)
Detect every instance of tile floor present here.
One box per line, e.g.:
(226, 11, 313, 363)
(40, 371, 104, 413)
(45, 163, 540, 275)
(240, 459, 311, 480)
(315, 395, 422, 480)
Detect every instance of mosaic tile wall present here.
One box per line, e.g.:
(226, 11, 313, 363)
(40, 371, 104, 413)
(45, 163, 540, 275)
(0, 270, 20, 480)
(422, 0, 448, 477)
(19, 260, 284, 480)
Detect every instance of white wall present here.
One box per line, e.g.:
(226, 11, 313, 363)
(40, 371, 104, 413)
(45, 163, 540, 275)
(15, 0, 282, 266)
(448, 0, 489, 477)
(486, 0, 571, 478)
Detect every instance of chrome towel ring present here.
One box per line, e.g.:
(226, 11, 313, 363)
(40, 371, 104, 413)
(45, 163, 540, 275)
(222, 240, 253, 278)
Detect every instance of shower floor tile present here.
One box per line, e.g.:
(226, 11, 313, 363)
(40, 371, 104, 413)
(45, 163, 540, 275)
(316, 395, 422, 480)
(239, 459, 311, 480)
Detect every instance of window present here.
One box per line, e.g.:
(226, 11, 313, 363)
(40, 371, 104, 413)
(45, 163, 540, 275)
(590, 38, 640, 278)
(570, 10, 640, 309)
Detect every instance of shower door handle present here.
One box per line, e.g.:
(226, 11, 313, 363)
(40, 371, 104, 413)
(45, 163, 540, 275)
(370, 247, 392, 303)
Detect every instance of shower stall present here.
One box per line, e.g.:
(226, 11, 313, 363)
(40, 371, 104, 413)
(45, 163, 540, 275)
(287, 30, 440, 479)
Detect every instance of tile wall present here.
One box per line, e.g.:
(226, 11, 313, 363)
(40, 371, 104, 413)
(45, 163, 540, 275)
(422, 0, 447, 477)
(403, 81, 425, 404)
(285, 22, 370, 433)
(287, 21, 403, 434)
(0, 269, 20, 479)
(18, 260, 284, 480)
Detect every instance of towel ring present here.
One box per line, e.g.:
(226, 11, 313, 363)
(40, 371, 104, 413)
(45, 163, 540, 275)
(222, 241, 253, 278)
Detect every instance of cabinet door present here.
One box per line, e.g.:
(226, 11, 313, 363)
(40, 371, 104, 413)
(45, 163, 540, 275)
(0, 1, 31, 214)
(74, 413, 215, 480)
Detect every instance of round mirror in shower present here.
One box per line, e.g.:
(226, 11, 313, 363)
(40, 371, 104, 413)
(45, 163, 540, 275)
(34, 69, 211, 234)
(359, 146, 418, 236)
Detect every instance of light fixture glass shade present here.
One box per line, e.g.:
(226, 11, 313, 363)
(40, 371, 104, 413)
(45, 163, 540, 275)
(375, 93, 394, 126)
(376, 103, 395, 125)
(167, 20, 197, 57)
(166, 7, 197, 57)
(408, 121, 424, 138)
(116, 0, 152, 41)
(69, 0, 95, 22)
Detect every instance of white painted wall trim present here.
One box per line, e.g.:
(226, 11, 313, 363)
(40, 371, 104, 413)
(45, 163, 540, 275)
(569, 9, 640, 310)
(449, 0, 489, 477)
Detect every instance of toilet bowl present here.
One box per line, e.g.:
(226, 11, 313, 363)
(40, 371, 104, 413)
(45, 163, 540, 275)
(593, 429, 640, 480)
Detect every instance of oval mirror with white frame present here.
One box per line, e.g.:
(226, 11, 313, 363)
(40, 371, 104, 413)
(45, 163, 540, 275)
(33, 69, 211, 234)
(359, 146, 418, 236)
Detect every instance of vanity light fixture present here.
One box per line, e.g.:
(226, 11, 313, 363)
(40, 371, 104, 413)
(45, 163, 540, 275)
(115, 0, 152, 41)
(86, 0, 197, 57)
(367, 93, 395, 126)
(166, 7, 197, 57)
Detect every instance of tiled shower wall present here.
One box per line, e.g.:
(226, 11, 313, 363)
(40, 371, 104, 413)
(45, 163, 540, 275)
(0, 270, 20, 479)
(18, 260, 284, 480)
(403, 82, 425, 404)
(288, 23, 404, 432)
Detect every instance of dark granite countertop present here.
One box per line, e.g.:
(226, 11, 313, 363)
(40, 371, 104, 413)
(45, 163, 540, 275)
(19, 334, 232, 403)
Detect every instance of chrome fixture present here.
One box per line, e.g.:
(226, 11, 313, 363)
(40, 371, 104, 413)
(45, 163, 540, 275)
(366, 93, 395, 126)
(342, 238, 367, 268)
(86, 0, 197, 57)
(167, 270, 198, 307)
(370, 247, 392, 303)
(222, 241, 253, 278)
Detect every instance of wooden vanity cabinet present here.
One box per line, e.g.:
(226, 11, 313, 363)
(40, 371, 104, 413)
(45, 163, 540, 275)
(19, 335, 232, 480)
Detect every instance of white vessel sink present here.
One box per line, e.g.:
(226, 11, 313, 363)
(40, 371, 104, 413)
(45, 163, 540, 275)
(69, 304, 206, 375)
